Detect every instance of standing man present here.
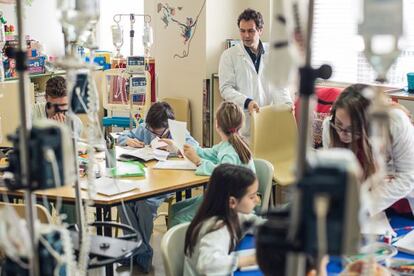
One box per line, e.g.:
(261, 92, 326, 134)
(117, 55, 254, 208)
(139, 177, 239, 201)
(219, 8, 292, 139)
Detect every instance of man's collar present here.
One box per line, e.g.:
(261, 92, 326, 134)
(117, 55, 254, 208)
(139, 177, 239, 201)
(244, 40, 265, 55)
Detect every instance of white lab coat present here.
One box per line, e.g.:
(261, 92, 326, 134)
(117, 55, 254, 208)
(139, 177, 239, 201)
(218, 42, 292, 138)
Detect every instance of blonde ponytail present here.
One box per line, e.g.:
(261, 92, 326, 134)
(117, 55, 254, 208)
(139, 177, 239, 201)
(228, 132, 252, 164)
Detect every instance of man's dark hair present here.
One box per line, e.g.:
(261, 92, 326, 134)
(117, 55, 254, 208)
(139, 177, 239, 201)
(45, 76, 67, 98)
(145, 101, 175, 129)
(237, 8, 264, 30)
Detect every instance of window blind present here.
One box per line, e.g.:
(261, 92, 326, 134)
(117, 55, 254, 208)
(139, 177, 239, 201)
(312, 0, 414, 87)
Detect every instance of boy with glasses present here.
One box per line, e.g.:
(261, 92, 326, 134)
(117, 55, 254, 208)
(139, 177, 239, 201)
(118, 101, 197, 151)
(117, 101, 198, 272)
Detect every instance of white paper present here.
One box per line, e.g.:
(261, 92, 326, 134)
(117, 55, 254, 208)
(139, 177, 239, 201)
(153, 149, 169, 161)
(116, 145, 155, 162)
(153, 160, 197, 170)
(237, 249, 259, 271)
(150, 137, 168, 149)
(394, 229, 414, 254)
(168, 119, 187, 152)
(80, 177, 139, 196)
(361, 212, 396, 236)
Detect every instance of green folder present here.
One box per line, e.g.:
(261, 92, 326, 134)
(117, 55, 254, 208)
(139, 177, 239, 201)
(109, 161, 146, 177)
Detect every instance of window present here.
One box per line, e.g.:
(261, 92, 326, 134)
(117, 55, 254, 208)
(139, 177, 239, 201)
(312, 0, 414, 87)
(98, 1, 144, 57)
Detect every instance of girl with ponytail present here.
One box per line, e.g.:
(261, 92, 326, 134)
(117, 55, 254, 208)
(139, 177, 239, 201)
(184, 101, 255, 175)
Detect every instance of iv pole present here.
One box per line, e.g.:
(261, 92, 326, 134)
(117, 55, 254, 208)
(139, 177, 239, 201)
(112, 13, 152, 56)
(112, 13, 152, 130)
(287, 0, 332, 274)
(15, 0, 39, 275)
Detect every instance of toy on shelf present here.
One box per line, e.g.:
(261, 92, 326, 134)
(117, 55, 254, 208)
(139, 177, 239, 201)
(3, 37, 47, 78)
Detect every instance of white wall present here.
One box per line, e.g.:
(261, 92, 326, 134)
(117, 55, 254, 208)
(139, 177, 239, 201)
(0, 1, 65, 56)
(206, 0, 271, 76)
(145, 0, 207, 142)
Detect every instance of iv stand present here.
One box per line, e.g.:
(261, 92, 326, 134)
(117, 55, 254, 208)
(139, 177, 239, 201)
(113, 13, 151, 56)
(287, 0, 332, 275)
(15, 0, 39, 275)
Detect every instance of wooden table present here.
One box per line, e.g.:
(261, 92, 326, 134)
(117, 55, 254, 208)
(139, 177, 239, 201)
(0, 161, 209, 228)
(387, 89, 414, 102)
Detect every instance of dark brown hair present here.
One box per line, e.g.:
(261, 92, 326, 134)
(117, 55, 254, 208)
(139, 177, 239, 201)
(185, 164, 256, 257)
(46, 76, 67, 98)
(237, 8, 264, 30)
(216, 101, 252, 164)
(145, 101, 175, 129)
(329, 84, 375, 179)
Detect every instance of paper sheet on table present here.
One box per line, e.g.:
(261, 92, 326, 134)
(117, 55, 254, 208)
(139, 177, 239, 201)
(153, 160, 197, 170)
(153, 149, 169, 161)
(80, 177, 139, 196)
(168, 119, 187, 152)
(150, 137, 168, 149)
(361, 212, 396, 236)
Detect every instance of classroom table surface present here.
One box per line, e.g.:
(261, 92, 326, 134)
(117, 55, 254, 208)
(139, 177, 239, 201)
(0, 160, 209, 206)
(387, 90, 414, 101)
(234, 214, 414, 276)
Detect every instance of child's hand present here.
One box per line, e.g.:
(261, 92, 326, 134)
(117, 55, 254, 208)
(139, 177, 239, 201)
(126, 138, 145, 148)
(238, 255, 257, 268)
(159, 139, 178, 153)
(183, 144, 201, 165)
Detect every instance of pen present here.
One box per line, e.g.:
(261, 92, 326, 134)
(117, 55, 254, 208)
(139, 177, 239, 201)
(393, 226, 414, 232)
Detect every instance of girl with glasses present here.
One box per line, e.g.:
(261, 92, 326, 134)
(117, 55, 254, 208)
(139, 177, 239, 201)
(322, 83, 414, 217)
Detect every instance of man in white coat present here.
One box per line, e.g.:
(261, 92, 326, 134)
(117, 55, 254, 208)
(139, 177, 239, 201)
(219, 8, 292, 139)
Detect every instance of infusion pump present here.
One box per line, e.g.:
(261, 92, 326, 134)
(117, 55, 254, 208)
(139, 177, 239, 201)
(129, 75, 147, 95)
(126, 56, 145, 74)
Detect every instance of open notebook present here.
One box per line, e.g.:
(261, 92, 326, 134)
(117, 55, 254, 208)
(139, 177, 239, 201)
(394, 229, 414, 255)
(116, 146, 169, 162)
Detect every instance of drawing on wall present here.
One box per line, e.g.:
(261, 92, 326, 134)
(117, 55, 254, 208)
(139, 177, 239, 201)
(157, 0, 206, 59)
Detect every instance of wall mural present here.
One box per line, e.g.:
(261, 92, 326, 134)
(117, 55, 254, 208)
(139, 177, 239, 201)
(157, 0, 206, 59)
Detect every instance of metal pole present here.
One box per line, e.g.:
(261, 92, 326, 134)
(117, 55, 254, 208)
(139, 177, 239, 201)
(130, 14, 135, 56)
(15, 0, 38, 275)
(296, 0, 315, 179)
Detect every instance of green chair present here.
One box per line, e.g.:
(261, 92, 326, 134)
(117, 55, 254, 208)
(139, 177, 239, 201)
(253, 159, 274, 213)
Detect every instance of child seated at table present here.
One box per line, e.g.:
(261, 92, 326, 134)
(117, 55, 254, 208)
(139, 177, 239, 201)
(167, 101, 256, 227)
(117, 101, 198, 272)
(184, 164, 262, 275)
(183, 101, 255, 175)
(118, 101, 198, 149)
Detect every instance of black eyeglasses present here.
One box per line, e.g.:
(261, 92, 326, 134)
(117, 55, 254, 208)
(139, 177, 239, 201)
(145, 125, 169, 138)
(46, 102, 68, 114)
(330, 121, 361, 138)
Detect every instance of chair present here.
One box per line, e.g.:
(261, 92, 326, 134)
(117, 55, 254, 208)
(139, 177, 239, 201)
(0, 202, 52, 224)
(161, 222, 190, 276)
(161, 97, 192, 133)
(251, 105, 298, 205)
(253, 159, 274, 213)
